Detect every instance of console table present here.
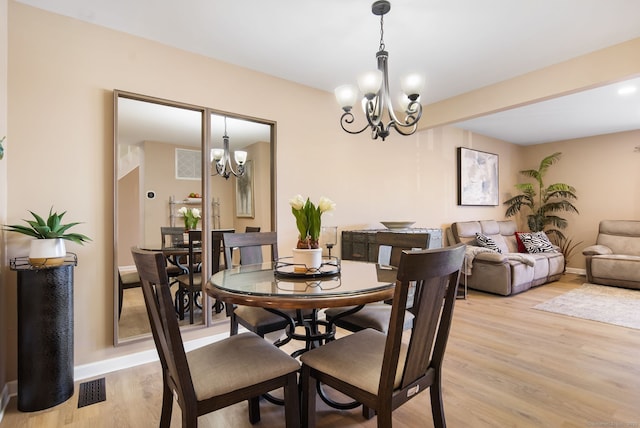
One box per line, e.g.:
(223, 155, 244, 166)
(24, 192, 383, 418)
(341, 228, 442, 262)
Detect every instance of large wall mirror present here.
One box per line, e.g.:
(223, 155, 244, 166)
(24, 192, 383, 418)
(114, 90, 276, 345)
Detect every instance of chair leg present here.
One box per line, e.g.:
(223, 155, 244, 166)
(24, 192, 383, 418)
(301, 365, 317, 428)
(248, 397, 261, 424)
(362, 405, 375, 419)
(430, 379, 446, 428)
(230, 312, 239, 336)
(376, 408, 392, 428)
(160, 377, 174, 428)
(283, 372, 301, 428)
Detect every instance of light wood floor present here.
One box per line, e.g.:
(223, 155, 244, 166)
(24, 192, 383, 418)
(3, 274, 640, 427)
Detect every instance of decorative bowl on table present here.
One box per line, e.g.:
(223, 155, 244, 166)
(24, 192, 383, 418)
(380, 221, 415, 230)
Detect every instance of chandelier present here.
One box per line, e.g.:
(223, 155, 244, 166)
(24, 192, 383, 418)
(211, 116, 247, 179)
(335, 0, 424, 141)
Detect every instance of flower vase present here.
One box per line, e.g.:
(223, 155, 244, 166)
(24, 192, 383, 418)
(184, 218, 199, 230)
(292, 248, 323, 270)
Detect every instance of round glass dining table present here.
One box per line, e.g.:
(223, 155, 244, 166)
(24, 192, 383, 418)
(207, 259, 398, 310)
(208, 258, 398, 409)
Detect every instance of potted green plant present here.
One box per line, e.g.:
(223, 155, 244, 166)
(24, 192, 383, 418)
(503, 151, 579, 247)
(289, 195, 336, 270)
(4, 207, 91, 266)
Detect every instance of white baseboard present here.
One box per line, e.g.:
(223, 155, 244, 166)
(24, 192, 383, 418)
(0, 330, 228, 417)
(73, 331, 228, 381)
(565, 267, 586, 276)
(0, 382, 11, 424)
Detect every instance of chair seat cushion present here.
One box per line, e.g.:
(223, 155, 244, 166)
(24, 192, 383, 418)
(325, 303, 414, 333)
(300, 328, 407, 395)
(176, 273, 202, 290)
(187, 332, 299, 400)
(234, 306, 300, 329)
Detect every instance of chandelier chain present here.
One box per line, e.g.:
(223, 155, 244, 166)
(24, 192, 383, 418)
(379, 14, 385, 51)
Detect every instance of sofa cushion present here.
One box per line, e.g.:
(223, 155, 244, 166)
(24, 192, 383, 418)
(475, 232, 502, 253)
(518, 231, 557, 253)
(597, 220, 640, 256)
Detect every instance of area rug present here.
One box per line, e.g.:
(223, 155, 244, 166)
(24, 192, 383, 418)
(533, 283, 640, 329)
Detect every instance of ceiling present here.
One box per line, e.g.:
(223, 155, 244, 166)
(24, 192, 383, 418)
(17, 0, 640, 144)
(117, 96, 271, 149)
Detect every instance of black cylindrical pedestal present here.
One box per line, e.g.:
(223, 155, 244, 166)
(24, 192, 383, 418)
(16, 264, 74, 412)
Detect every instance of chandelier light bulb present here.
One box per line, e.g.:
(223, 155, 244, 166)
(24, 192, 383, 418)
(335, 84, 359, 111)
(211, 148, 224, 162)
(401, 73, 425, 101)
(234, 150, 247, 165)
(357, 70, 383, 100)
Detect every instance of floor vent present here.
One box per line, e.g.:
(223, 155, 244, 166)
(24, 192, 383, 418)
(78, 377, 106, 408)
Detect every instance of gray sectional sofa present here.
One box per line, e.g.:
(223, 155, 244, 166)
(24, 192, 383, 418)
(582, 220, 640, 290)
(446, 220, 564, 296)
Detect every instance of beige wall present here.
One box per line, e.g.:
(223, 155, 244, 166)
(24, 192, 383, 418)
(4, 1, 639, 384)
(517, 131, 640, 268)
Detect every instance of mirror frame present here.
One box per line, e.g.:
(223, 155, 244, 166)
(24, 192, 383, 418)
(113, 90, 277, 345)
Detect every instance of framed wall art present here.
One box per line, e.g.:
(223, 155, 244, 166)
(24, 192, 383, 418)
(235, 160, 254, 218)
(457, 147, 499, 206)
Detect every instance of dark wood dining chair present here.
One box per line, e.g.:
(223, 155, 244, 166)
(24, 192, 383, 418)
(161, 226, 189, 286)
(300, 243, 466, 428)
(222, 232, 293, 336)
(131, 247, 300, 428)
(176, 229, 235, 322)
(325, 232, 431, 333)
(175, 230, 203, 324)
(117, 268, 141, 320)
(211, 229, 234, 314)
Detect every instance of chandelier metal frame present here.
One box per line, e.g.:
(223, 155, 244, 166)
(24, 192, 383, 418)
(211, 116, 247, 180)
(336, 0, 423, 141)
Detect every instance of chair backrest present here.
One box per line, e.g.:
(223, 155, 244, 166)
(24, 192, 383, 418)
(211, 229, 235, 274)
(379, 243, 465, 398)
(185, 230, 203, 285)
(377, 232, 431, 267)
(223, 231, 278, 266)
(130, 247, 196, 404)
(161, 226, 186, 249)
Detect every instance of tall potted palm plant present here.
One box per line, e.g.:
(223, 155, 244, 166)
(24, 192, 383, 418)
(503, 152, 579, 242)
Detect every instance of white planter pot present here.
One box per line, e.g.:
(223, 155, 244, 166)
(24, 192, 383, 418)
(29, 239, 66, 267)
(292, 248, 323, 270)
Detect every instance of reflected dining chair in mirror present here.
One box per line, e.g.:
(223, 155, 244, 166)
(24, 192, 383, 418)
(210, 228, 235, 315)
(222, 232, 292, 336)
(130, 248, 300, 427)
(176, 229, 236, 323)
(161, 226, 189, 286)
(300, 243, 466, 428)
(325, 232, 431, 333)
(175, 230, 203, 324)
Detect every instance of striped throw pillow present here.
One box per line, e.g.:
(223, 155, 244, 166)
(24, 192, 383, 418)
(518, 231, 557, 253)
(475, 232, 502, 253)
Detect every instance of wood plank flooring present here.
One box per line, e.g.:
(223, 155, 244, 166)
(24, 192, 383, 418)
(2, 274, 639, 427)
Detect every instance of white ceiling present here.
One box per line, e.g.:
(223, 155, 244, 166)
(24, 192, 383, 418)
(17, 0, 640, 144)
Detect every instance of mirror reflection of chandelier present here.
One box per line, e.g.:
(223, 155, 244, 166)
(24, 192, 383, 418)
(335, 0, 424, 141)
(211, 116, 247, 179)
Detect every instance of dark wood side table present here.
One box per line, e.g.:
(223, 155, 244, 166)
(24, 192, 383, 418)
(341, 228, 443, 262)
(10, 254, 77, 412)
